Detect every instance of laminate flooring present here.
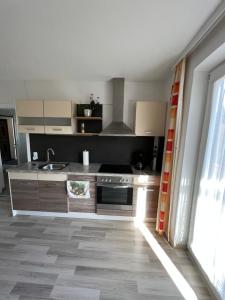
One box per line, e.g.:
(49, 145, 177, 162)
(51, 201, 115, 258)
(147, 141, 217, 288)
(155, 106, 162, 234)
(0, 195, 213, 300)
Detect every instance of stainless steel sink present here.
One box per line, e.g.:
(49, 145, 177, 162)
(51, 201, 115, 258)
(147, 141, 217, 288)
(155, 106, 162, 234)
(39, 163, 68, 171)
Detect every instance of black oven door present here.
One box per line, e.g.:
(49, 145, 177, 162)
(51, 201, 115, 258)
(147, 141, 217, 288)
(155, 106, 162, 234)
(97, 183, 133, 209)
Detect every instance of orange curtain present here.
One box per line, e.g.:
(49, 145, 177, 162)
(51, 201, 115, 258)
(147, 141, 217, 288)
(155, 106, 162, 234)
(156, 59, 186, 236)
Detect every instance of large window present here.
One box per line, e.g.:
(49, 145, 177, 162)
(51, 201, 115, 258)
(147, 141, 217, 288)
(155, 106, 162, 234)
(189, 63, 225, 299)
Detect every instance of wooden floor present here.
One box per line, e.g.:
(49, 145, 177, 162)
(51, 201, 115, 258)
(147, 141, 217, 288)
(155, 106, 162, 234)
(0, 195, 213, 300)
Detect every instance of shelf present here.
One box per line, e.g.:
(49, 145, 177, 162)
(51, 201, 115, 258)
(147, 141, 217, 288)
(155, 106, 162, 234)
(76, 117, 102, 120)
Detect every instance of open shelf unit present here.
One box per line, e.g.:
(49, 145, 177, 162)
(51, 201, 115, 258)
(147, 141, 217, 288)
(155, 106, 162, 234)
(76, 104, 103, 134)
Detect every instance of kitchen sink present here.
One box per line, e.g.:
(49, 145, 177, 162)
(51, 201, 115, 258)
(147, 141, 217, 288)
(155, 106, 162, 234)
(38, 163, 68, 171)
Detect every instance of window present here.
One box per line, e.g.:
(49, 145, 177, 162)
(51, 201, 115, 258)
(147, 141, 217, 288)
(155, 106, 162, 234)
(188, 63, 225, 299)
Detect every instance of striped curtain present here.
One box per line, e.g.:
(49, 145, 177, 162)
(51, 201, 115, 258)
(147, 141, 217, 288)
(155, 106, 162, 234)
(156, 59, 186, 236)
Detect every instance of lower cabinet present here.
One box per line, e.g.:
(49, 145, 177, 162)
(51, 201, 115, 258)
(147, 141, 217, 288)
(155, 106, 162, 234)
(10, 179, 40, 211)
(38, 180, 68, 212)
(133, 185, 159, 220)
(10, 174, 68, 213)
(68, 175, 96, 213)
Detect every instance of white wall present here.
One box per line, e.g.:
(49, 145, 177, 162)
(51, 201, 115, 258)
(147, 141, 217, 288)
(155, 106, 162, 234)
(0, 79, 167, 129)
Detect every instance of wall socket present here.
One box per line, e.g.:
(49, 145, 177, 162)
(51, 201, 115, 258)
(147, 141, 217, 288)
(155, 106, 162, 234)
(33, 152, 38, 160)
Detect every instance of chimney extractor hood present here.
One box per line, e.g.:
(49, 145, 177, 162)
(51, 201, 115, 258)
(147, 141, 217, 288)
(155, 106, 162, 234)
(100, 78, 135, 136)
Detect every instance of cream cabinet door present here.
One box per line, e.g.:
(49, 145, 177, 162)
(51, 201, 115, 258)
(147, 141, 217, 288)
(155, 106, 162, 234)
(45, 126, 73, 135)
(135, 101, 167, 136)
(16, 100, 44, 117)
(17, 125, 45, 134)
(44, 101, 72, 118)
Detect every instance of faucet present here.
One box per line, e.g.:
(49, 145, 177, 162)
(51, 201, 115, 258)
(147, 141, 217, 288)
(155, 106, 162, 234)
(46, 148, 55, 163)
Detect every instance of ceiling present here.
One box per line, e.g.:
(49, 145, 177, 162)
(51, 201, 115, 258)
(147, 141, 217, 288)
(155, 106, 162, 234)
(0, 0, 222, 81)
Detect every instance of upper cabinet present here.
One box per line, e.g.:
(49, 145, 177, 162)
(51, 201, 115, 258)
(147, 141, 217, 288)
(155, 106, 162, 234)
(135, 101, 167, 136)
(16, 100, 45, 134)
(16, 100, 76, 135)
(44, 101, 73, 118)
(16, 100, 43, 117)
(44, 101, 75, 135)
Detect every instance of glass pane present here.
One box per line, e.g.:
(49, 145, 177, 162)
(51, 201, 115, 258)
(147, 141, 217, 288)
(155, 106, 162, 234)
(190, 76, 225, 299)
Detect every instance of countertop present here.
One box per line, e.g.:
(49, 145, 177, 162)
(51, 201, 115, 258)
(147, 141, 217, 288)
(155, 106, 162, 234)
(7, 162, 160, 178)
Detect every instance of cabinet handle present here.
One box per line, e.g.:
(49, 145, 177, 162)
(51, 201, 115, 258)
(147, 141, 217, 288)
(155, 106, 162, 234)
(26, 127, 35, 131)
(145, 130, 152, 134)
(145, 188, 155, 192)
(53, 128, 62, 131)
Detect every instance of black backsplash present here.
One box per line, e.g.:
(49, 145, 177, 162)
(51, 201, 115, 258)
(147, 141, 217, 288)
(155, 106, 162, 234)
(30, 135, 164, 170)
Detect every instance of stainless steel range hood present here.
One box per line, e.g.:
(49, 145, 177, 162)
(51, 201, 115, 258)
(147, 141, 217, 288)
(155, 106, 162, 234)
(100, 78, 134, 136)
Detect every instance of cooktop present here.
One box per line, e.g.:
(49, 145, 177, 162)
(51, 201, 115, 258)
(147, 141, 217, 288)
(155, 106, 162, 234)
(98, 164, 133, 174)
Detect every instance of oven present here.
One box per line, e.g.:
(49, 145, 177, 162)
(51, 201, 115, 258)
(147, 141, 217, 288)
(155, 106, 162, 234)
(96, 176, 133, 211)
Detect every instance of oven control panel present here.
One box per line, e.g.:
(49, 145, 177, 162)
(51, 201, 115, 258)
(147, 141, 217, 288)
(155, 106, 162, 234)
(97, 176, 133, 185)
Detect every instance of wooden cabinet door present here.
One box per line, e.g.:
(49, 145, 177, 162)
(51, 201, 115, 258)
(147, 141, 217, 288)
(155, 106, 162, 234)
(135, 101, 167, 136)
(10, 179, 40, 211)
(38, 180, 68, 212)
(44, 101, 72, 118)
(16, 100, 44, 117)
(17, 125, 45, 134)
(67, 175, 96, 213)
(145, 186, 159, 219)
(133, 185, 159, 221)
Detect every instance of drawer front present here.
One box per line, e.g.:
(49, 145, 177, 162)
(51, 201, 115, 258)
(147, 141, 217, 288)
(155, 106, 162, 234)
(67, 175, 96, 182)
(133, 175, 160, 187)
(9, 172, 37, 180)
(69, 198, 95, 213)
(37, 173, 67, 181)
(11, 179, 38, 191)
(45, 126, 73, 135)
(18, 125, 45, 134)
(97, 208, 132, 217)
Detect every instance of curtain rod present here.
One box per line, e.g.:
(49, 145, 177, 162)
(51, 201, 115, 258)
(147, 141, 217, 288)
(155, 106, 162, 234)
(174, 0, 225, 66)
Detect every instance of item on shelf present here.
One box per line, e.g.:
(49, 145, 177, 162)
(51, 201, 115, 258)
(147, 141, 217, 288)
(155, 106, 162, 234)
(90, 94, 95, 107)
(81, 122, 85, 133)
(77, 104, 102, 117)
(83, 150, 89, 166)
(133, 151, 146, 170)
(84, 109, 92, 117)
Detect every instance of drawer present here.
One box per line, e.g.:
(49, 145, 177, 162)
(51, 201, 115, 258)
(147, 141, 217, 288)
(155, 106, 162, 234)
(17, 125, 45, 134)
(69, 198, 96, 213)
(45, 126, 73, 135)
(11, 179, 38, 191)
(37, 173, 67, 181)
(9, 172, 38, 180)
(133, 175, 161, 186)
(67, 175, 96, 182)
(97, 209, 132, 217)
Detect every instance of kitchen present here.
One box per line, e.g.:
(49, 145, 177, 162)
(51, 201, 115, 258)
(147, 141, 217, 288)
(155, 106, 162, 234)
(8, 78, 166, 221)
(0, 1, 225, 299)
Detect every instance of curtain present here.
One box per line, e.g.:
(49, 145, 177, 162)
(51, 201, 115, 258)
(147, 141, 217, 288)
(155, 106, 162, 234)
(190, 75, 225, 299)
(156, 59, 186, 236)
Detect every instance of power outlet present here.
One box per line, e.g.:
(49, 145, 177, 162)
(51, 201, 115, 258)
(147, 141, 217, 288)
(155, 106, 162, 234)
(33, 152, 38, 160)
